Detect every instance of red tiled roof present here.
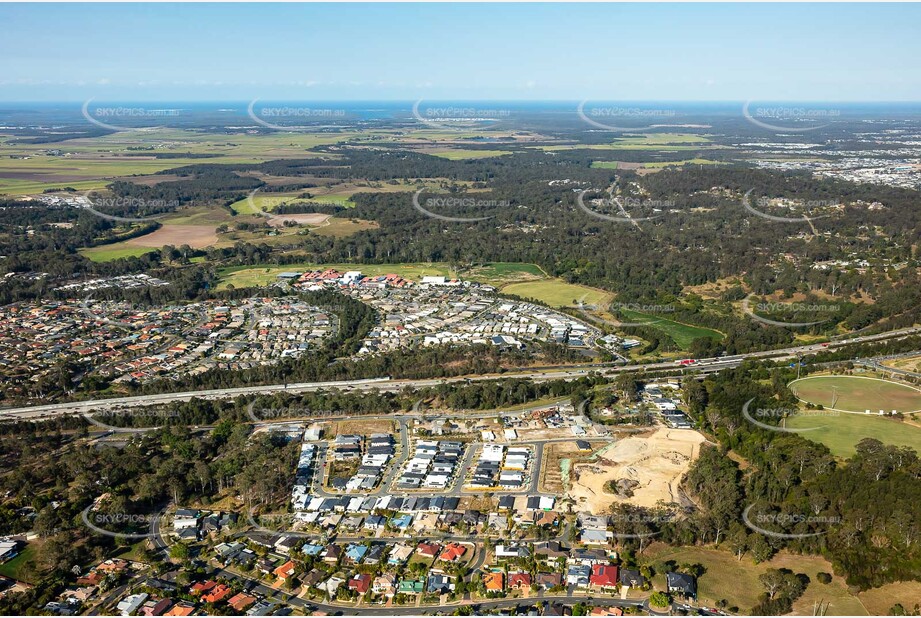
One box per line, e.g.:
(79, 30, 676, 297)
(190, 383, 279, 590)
(590, 564, 619, 588)
(509, 572, 532, 589)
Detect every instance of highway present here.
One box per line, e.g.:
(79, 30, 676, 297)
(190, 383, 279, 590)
(2, 326, 918, 422)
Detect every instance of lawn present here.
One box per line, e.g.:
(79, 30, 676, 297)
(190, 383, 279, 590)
(229, 194, 295, 215)
(618, 308, 723, 349)
(0, 543, 40, 583)
(786, 409, 921, 458)
(79, 245, 158, 262)
(644, 544, 867, 615)
(307, 193, 354, 206)
(501, 279, 613, 309)
(789, 375, 921, 414)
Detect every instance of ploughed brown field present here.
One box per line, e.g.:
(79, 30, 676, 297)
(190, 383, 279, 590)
(127, 224, 218, 248)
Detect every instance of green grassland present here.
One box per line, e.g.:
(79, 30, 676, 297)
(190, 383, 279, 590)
(787, 410, 921, 458)
(0, 543, 40, 583)
(789, 375, 921, 414)
(645, 544, 868, 615)
(619, 308, 723, 348)
(79, 245, 159, 262)
(462, 262, 546, 286)
(0, 127, 424, 196)
(306, 193, 354, 206)
(614, 133, 711, 145)
(501, 279, 613, 308)
(228, 194, 311, 215)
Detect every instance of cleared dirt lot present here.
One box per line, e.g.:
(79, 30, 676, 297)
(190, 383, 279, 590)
(569, 427, 705, 510)
(127, 224, 218, 248)
(265, 213, 330, 227)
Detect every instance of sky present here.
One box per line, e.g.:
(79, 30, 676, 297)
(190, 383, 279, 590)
(1, 3, 919, 102)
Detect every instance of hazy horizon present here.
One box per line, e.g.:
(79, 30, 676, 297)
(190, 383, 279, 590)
(2, 3, 920, 102)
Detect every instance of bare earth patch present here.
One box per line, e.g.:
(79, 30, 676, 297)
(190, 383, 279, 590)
(127, 224, 218, 248)
(569, 427, 705, 510)
(265, 213, 330, 227)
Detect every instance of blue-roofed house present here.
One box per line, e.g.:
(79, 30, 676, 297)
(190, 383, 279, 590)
(391, 514, 413, 530)
(301, 543, 323, 557)
(345, 543, 368, 564)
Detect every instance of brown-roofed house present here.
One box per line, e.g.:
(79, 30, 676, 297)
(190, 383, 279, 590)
(76, 571, 104, 587)
(202, 583, 233, 604)
(274, 560, 296, 581)
(438, 543, 467, 562)
(537, 572, 563, 589)
(416, 542, 441, 558)
(483, 571, 504, 592)
(508, 572, 532, 590)
(190, 580, 217, 595)
(164, 602, 196, 616)
(348, 573, 372, 595)
(228, 592, 257, 613)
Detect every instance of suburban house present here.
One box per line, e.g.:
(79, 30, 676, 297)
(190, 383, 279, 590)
(483, 571, 505, 592)
(589, 564, 619, 590)
(273, 560, 296, 582)
(508, 572, 532, 591)
(397, 579, 424, 595)
(620, 568, 646, 589)
(427, 572, 454, 594)
(666, 572, 697, 599)
(537, 572, 563, 589)
(348, 573, 372, 595)
(566, 565, 591, 587)
(227, 593, 256, 613)
(439, 542, 467, 562)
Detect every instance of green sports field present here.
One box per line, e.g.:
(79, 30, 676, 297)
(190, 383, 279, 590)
(786, 410, 921, 458)
(789, 375, 921, 414)
(501, 279, 613, 308)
